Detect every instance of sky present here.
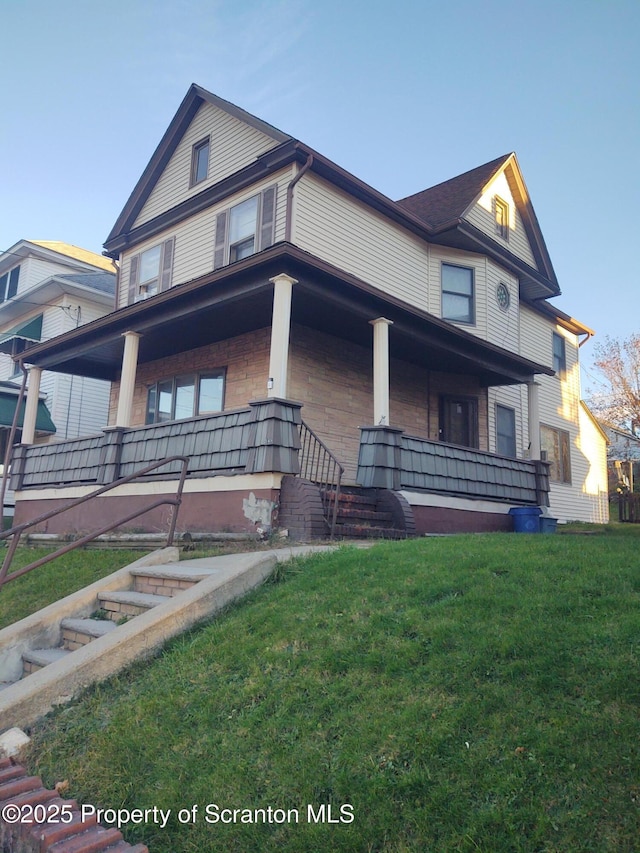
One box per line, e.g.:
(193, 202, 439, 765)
(1, 0, 638, 393)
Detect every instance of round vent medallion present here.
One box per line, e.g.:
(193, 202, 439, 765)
(496, 282, 510, 311)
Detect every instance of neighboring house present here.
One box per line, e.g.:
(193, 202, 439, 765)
(0, 241, 116, 513)
(601, 424, 640, 493)
(9, 85, 608, 537)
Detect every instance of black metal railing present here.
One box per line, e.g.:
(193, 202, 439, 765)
(0, 456, 189, 591)
(298, 422, 343, 538)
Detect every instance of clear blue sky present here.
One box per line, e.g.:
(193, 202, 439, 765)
(1, 0, 638, 390)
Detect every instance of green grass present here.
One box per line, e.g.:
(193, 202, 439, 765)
(0, 549, 147, 630)
(22, 532, 640, 852)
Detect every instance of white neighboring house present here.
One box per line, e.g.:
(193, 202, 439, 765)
(0, 240, 116, 512)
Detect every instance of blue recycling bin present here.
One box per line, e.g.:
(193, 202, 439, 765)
(509, 506, 542, 533)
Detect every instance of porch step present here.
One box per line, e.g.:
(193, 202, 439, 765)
(329, 486, 406, 539)
(334, 523, 407, 540)
(61, 618, 117, 650)
(22, 648, 72, 676)
(96, 590, 169, 621)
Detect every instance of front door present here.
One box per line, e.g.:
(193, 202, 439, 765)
(440, 396, 479, 448)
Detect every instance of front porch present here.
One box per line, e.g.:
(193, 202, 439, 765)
(10, 246, 553, 538)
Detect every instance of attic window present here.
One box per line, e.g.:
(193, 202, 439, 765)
(0, 266, 20, 302)
(494, 196, 509, 240)
(190, 137, 210, 186)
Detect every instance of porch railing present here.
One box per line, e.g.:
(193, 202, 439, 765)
(618, 493, 640, 523)
(298, 421, 343, 538)
(0, 456, 189, 591)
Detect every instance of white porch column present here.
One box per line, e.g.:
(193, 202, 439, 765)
(115, 331, 141, 427)
(370, 317, 393, 425)
(267, 274, 297, 398)
(21, 366, 42, 445)
(527, 380, 541, 459)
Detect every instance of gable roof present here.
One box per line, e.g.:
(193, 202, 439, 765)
(396, 153, 559, 295)
(29, 241, 116, 273)
(396, 155, 511, 230)
(104, 85, 560, 301)
(105, 84, 292, 245)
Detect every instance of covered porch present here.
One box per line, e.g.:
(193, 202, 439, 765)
(12, 244, 553, 536)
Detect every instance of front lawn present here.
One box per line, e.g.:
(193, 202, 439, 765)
(22, 531, 640, 852)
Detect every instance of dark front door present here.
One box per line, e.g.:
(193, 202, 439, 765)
(440, 396, 479, 448)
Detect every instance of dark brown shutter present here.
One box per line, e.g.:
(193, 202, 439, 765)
(127, 254, 140, 305)
(160, 237, 175, 291)
(213, 210, 228, 270)
(259, 186, 276, 250)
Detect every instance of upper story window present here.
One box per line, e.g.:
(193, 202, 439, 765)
(213, 186, 277, 270)
(441, 263, 474, 324)
(127, 238, 175, 304)
(146, 370, 225, 424)
(494, 196, 509, 240)
(0, 265, 21, 302)
(190, 137, 210, 186)
(552, 332, 566, 374)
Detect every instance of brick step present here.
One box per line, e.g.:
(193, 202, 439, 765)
(61, 618, 117, 650)
(335, 492, 378, 508)
(22, 648, 72, 676)
(131, 564, 214, 597)
(334, 524, 407, 540)
(336, 508, 394, 524)
(96, 590, 168, 621)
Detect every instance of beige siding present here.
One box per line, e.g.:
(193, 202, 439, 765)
(119, 167, 293, 307)
(464, 171, 537, 268)
(293, 173, 431, 312)
(520, 305, 607, 522)
(134, 103, 282, 228)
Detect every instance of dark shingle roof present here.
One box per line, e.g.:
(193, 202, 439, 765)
(56, 272, 116, 295)
(396, 154, 512, 230)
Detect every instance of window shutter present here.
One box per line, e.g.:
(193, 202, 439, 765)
(259, 186, 276, 251)
(160, 237, 175, 292)
(213, 210, 228, 270)
(127, 254, 140, 305)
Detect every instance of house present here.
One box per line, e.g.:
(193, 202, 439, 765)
(0, 241, 116, 514)
(601, 424, 640, 494)
(8, 85, 609, 538)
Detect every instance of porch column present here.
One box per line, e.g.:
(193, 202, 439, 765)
(370, 318, 393, 425)
(21, 366, 42, 445)
(527, 381, 541, 459)
(115, 331, 141, 428)
(268, 274, 297, 398)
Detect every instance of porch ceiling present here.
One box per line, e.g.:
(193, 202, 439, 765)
(19, 244, 552, 386)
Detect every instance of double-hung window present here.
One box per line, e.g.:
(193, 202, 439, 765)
(213, 186, 277, 269)
(0, 266, 20, 302)
(146, 370, 225, 424)
(552, 332, 566, 375)
(494, 196, 509, 240)
(540, 424, 571, 483)
(496, 404, 517, 457)
(190, 137, 210, 186)
(442, 263, 474, 324)
(127, 238, 175, 304)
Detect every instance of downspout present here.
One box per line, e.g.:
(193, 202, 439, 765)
(578, 331, 593, 348)
(285, 153, 314, 243)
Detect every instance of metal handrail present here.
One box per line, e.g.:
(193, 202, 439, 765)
(0, 455, 189, 591)
(298, 422, 343, 538)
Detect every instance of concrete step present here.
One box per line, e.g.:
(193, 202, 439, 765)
(130, 564, 217, 597)
(96, 590, 169, 621)
(61, 618, 117, 650)
(22, 648, 72, 676)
